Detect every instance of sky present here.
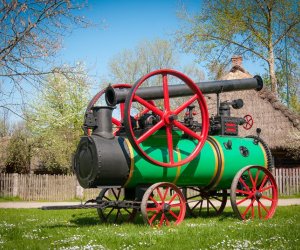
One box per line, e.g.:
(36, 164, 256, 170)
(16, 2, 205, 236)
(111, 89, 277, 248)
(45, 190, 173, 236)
(4, 0, 267, 123)
(58, 0, 263, 92)
(59, 0, 201, 86)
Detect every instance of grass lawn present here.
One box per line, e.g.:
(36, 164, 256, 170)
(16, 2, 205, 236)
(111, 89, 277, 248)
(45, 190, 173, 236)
(0, 206, 299, 250)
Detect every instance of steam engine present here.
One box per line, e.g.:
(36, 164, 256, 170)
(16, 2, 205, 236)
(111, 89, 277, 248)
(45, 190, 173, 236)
(71, 69, 278, 226)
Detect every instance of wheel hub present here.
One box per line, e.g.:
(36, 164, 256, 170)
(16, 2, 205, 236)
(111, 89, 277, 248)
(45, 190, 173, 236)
(163, 111, 176, 125)
(254, 191, 262, 201)
(162, 203, 171, 212)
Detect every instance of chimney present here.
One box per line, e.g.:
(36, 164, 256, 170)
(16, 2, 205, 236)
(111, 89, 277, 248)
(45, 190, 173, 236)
(231, 55, 243, 67)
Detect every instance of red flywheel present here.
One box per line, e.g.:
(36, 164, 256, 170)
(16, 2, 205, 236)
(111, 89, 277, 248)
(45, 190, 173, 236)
(124, 69, 209, 168)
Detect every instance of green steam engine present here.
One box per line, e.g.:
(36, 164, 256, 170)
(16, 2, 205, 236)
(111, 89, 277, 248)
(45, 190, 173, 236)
(45, 69, 278, 227)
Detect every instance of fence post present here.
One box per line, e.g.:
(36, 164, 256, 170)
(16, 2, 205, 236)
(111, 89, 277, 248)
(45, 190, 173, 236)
(75, 181, 84, 200)
(12, 173, 19, 197)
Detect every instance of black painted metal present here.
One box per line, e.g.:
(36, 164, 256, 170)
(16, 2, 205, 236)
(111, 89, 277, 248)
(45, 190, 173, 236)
(92, 106, 114, 139)
(73, 136, 130, 188)
(105, 76, 263, 106)
(41, 200, 141, 210)
(245, 135, 273, 169)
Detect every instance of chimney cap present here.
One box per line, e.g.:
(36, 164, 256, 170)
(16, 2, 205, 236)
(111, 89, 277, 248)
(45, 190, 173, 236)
(232, 55, 242, 59)
(231, 55, 243, 67)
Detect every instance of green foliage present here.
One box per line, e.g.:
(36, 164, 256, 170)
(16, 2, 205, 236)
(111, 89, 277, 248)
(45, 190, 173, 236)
(0, 206, 299, 249)
(107, 39, 205, 113)
(5, 125, 31, 174)
(176, 0, 300, 92)
(108, 38, 205, 84)
(262, 61, 300, 113)
(290, 95, 300, 113)
(0, 196, 22, 202)
(108, 39, 178, 83)
(25, 65, 90, 174)
(0, 109, 10, 137)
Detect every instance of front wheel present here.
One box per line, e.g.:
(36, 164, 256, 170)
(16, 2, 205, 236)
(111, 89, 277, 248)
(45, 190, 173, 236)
(230, 166, 278, 220)
(141, 182, 186, 227)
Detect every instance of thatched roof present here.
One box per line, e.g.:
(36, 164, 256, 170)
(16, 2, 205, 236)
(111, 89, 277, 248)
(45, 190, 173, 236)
(205, 60, 300, 158)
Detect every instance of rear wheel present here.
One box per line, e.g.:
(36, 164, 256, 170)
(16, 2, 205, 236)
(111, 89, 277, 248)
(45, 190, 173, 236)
(183, 187, 227, 217)
(230, 166, 278, 220)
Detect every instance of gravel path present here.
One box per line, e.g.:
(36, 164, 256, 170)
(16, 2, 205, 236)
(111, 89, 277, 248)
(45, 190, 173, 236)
(0, 199, 299, 209)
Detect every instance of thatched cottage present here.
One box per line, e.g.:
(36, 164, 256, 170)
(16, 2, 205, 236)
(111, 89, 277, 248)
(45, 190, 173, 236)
(205, 56, 300, 168)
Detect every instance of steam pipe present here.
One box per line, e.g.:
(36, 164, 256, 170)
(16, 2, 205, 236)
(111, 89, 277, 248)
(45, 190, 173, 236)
(105, 76, 263, 106)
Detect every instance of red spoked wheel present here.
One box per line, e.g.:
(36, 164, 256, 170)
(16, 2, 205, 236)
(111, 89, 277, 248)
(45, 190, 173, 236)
(230, 165, 278, 220)
(243, 114, 254, 130)
(84, 84, 131, 135)
(141, 182, 186, 227)
(124, 69, 209, 167)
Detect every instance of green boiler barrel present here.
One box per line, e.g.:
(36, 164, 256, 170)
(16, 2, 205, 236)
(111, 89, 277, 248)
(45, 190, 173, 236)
(124, 135, 270, 190)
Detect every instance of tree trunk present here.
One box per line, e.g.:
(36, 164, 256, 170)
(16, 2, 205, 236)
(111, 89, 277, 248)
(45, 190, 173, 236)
(267, 5, 277, 94)
(268, 45, 278, 94)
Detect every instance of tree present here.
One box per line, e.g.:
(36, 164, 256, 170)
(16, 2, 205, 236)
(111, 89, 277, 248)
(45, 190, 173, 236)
(107, 39, 205, 114)
(5, 123, 31, 173)
(108, 38, 205, 83)
(0, 0, 89, 115)
(0, 108, 10, 137)
(262, 58, 300, 112)
(176, 0, 300, 93)
(25, 65, 90, 174)
(108, 39, 178, 83)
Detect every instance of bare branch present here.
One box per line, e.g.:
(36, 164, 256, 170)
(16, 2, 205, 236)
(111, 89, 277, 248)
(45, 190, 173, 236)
(0, 0, 91, 115)
(199, 33, 268, 62)
(273, 21, 300, 47)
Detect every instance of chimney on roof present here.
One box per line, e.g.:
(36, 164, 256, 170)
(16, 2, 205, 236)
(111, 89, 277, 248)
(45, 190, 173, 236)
(232, 55, 243, 67)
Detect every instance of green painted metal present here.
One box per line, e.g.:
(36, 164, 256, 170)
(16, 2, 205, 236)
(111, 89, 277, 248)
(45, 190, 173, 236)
(124, 132, 267, 190)
(210, 136, 266, 189)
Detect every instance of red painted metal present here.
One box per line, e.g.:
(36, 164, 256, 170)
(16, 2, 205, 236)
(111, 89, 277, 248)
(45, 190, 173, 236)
(141, 182, 186, 227)
(243, 114, 254, 130)
(133, 100, 156, 120)
(230, 166, 278, 220)
(124, 69, 209, 167)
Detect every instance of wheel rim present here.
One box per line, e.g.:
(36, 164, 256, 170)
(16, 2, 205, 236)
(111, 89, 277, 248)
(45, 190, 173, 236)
(230, 166, 278, 220)
(183, 188, 227, 217)
(97, 188, 137, 223)
(124, 69, 209, 167)
(141, 182, 186, 227)
(243, 114, 254, 130)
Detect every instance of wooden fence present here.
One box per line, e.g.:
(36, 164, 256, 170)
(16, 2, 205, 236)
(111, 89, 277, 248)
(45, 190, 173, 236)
(0, 174, 99, 201)
(273, 168, 300, 196)
(0, 168, 299, 201)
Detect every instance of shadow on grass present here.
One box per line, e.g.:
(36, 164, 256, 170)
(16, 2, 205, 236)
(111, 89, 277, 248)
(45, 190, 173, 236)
(42, 212, 146, 229)
(216, 211, 237, 221)
(185, 210, 235, 218)
(41, 209, 237, 229)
